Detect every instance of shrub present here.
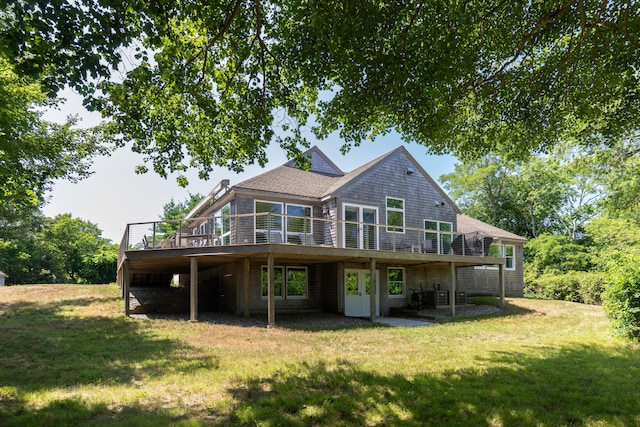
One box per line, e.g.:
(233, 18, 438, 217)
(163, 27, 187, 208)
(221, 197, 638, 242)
(602, 254, 640, 342)
(524, 271, 606, 304)
(524, 234, 592, 276)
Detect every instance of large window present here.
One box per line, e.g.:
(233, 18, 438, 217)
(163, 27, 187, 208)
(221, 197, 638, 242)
(214, 203, 231, 245)
(386, 197, 405, 233)
(387, 267, 405, 297)
(255, 201, 313, 244)
(424, 220, 453, 254)
(255, 201, 283, 243)
(261, 266, 308, 299)
(261, 266, 283, 298)
(286, 204, 312, 243)
(286, 267, 308, 298)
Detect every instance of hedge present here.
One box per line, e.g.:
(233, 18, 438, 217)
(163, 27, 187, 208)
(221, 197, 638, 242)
(602, 254, 640, 342)
(524, 271, 606, 305)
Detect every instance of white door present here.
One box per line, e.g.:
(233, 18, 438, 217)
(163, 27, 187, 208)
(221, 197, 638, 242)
(343, 204, 378, 249)
(344, 269, 380, 317)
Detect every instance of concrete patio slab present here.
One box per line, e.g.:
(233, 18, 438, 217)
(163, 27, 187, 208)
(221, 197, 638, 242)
(375, 317, 435, 327)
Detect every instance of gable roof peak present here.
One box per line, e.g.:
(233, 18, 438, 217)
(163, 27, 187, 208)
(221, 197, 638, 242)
(283, 145, 344, 177)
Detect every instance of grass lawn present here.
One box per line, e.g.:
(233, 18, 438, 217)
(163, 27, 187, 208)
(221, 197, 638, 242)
(0, 284, 638, 426)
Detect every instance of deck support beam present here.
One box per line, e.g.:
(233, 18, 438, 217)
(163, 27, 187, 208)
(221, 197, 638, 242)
(369, 258, 377, 322)
(123, 259, 130, 317)
(499, 263, 506, 308)
(450, 262, 456, 316)
(190, 257, 198, 322)
(243, 258, 250, 318)
(267, 252, 275, 327)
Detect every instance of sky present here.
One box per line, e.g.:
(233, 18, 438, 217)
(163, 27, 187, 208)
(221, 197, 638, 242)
(41, 90, 458, 243)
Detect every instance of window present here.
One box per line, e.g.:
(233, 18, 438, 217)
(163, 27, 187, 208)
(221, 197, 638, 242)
(286, 267, 308, 298)
(255, 201, 313, 244)
(255, 201, 283, 243)
(286, 204, 312, 243)
(386, 198, 405, 233)
(475, 244, 516, 270)
(424, 220, 453, 254)
(261, 266, 283, 298)
(261, 266, 308, 299)
(505, 245, 515, 270)
(214, 203, 231, 245)
(387, 268, 405, 297)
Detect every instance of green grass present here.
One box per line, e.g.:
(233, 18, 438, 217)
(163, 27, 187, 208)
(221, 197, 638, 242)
(1, 284, 638, 426)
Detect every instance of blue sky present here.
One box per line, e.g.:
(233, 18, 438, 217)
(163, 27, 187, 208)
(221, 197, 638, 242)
(42, 90, 458, 243)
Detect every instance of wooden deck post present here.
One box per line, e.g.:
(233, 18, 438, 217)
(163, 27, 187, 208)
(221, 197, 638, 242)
(370, 258, 377, 321)
(499, 263, 506, 308)
(243, 258, 250, 318)
(190, 257, 198, 322)
(267, 252, 275, 327)
(123, 259, 130, 317)
(450, 262, 456, 316)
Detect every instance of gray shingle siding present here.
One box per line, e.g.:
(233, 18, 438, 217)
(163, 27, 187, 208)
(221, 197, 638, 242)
(336, 150, 456, 223)
(456, 246, 525, 297)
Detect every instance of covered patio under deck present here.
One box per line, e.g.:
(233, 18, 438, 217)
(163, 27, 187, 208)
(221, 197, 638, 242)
(118, 243, 507, 326)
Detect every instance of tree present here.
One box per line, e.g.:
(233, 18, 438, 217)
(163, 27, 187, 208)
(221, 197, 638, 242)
(582, 138, 640, 219)
(81, 243, 119, 284)
(0, 55, 106, 223)
(0, 209, 58, 284)
(441, 148, 600, 239)
(525, 234, 592, 276)
(155, 193, 205, 238)
(0, 211, 118, 284)
(2, 1, 638, 184)
(40, 214, 117, 284)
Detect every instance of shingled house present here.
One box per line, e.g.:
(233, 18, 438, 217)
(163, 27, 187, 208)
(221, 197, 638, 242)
(117, 146, 525, 324)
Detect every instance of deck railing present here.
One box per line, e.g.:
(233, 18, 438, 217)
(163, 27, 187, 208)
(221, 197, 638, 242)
(121, 213, 495, 258)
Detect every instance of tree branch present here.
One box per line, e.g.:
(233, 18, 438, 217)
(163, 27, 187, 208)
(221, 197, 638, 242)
(479, 0, 577, 86)
(184, 0, 244, 70)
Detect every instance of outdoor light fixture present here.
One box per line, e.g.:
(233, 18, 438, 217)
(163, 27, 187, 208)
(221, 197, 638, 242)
(406, 165, 416, 175)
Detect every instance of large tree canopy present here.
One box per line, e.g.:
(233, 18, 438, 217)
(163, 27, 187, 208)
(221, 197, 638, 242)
(440, 147, 601, 239)
(0, 55, 105, 222)
(2, 1, 638, 183)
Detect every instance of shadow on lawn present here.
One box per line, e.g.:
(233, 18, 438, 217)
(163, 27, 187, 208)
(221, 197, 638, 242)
(5, 343, 638, 426)
(0, 398, 193, 427)
(224, 344, 640, 426)
(0, 298, 218, 422)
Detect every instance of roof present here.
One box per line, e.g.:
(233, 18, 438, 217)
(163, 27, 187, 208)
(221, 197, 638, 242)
(457, 214, 527, 243)
(0, 271, 8, 278)
(202, 145, 524, 242)
(233, 164, 339, 198)
(233, 145, 457, 210)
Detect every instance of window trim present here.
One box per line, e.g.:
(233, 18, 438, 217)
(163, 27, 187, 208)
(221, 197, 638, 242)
(387, 267, 405, 298)
(214, 203, 231, 246)
(386, 197, 405, 234)
(474, 244, 516, 271)
(285, 266, 308, 299)
(424, 219, 453, 254)
(261, 265, 284, 299)
(261, 265, 308, 300)
(504, 244, 515, 270)
(254, 200, 283, 243)
(254, 200, 314, 244)
(285, 203, 313, 244)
